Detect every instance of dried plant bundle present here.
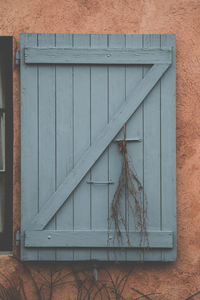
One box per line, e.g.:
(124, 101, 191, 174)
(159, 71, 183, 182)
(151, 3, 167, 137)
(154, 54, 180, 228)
(108, 124, 148, 249)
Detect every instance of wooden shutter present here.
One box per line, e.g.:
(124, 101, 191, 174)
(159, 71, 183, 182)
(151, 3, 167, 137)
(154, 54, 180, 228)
(20, 33, 176, 261)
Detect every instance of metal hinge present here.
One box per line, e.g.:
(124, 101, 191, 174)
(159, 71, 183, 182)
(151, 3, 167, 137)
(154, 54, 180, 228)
(15, 51, 20, 65)
(16, 230, 21, 246)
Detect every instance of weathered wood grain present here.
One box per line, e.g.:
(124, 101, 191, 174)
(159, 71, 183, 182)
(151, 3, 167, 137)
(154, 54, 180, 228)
(21, 33, 38, 261)
(29, 63, 170, 231)
(20, 33, 176, 262)
(25, 47, 172, 64)
(25, 230, 173, 248)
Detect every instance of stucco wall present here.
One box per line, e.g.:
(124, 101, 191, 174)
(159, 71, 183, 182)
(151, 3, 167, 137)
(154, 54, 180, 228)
(0, 0, 200, 299)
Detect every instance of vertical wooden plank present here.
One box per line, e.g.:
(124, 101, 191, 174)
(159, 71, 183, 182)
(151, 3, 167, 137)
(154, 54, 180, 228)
(20, 33, 38, 260)
(108, 34, 126, 261)
(90, 34, 109, 260)
(125, 34, 143, 261)
(55, 34, 74, 261)
(161, 34, 176, 261)
(73, 34, 91, 260)
(143, 34, 162, 261)
(38, 33, 56, 261)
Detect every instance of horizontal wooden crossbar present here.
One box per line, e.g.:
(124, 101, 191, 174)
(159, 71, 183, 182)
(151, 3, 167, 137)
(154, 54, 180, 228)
(25, 230, 173, 248)
(24, 48, 172, 64)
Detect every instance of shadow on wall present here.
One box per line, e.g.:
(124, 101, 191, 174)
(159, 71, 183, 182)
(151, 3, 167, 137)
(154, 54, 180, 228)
(0, 257, 199, 300)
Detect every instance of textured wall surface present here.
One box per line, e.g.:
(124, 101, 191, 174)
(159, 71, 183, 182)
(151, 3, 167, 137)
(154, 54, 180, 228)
(0, 0, 200, 299)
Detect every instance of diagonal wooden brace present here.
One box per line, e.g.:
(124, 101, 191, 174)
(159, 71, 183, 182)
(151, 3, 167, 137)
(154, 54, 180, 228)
(28, 63, 170, 230)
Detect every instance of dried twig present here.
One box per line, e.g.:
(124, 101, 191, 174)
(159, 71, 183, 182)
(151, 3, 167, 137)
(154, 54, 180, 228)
(108, 124, 148, 251)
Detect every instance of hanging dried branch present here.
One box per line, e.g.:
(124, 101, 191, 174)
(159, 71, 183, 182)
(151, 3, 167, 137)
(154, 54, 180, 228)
(108, 124, 148, 249)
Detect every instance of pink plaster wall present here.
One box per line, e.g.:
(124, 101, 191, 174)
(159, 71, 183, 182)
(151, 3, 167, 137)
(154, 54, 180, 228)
(0, 0, 200, 299)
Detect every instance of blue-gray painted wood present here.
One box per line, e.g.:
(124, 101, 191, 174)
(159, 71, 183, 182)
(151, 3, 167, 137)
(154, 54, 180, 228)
(90, 34, 109, 261)
(29, 62, 170, 231)
(143, 34, 162, 261)
(73, 34, 91, 260)
(108, 34, 126, 261)
(20, 33, 38, 261)
(24, 47, 172, 64)
(125, 34, 144, 261)
(37, 33, 56, 261)
(25, 230, 173, 248)
(161, 34, 176, 261)
(55, 34, 74, 261)
(20, 33, 176, 261)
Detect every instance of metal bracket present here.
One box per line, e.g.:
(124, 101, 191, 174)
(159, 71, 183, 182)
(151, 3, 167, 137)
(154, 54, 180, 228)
(87, 180, 114, 184)
(114, 137, 142, 142)
(15, 51, 20, 66)
(16, 230, 21, 246)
